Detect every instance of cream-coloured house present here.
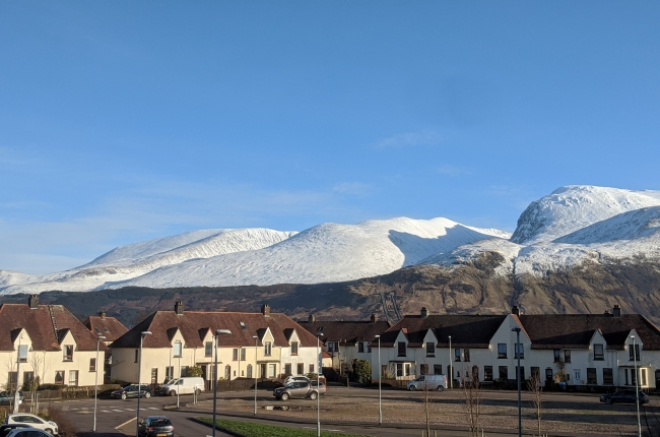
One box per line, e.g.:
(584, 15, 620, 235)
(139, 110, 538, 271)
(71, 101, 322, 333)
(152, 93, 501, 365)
(110, 303, 321, 387)
(0, 296, 106, 389)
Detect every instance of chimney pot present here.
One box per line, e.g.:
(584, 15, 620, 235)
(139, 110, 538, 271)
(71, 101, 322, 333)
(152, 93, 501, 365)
(261, 304, 271, 317)
(99, 311, 106, 319)
(175, 301, 184, 315)
(28, 295, 39, 310)
(308, 314, 315, 323)
(613, 305, 621, 318)
(420, 307, 428, 319)
(511, 306, 521, 316)
(370, 314, 378, 323)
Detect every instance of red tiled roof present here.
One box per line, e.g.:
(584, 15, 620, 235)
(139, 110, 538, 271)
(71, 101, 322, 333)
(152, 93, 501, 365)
(111, 310, 318, 349)
(0, 304, 105, 351)
(83, 316, 129, 343)
(519, 314, 660, 350)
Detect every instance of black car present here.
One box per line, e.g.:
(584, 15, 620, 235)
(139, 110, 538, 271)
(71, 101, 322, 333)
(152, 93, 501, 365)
(111, 384, 153, 400)
(138, 416, 174, 437)
(600, 389, 649, 405)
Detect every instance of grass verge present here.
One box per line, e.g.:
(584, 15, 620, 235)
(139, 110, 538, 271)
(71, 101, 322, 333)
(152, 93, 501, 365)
(197, 417, 373, 437)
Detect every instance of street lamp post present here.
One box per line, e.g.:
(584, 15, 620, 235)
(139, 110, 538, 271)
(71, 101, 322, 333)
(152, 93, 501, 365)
(448, 336, 452, 390)
(374, 335, 382, 425)
(212, 329, 232, 437)
(632, 335, 642, 437)
(252, 335, 258, 416)
(176, 355, 181, 409)
(13, 335, 23, 414)
(136, 331, 152, 437)
(93, 335, 107, 432)
(316, 329, 324, 437)
(512, 327, 522, 437)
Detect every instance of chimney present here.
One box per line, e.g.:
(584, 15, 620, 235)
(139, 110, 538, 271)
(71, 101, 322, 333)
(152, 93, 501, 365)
(28, 295, 39, 310)
(175, 301, 184, 315)
(370, 314, 378, 323)
(308, 314, 316, 323)
(420, 307, 428, 319)
(261, 304, 271, 317)
(511, 306, 521, 316)
(604, 310, 611, 316)
(99, 311, 106, 319)
(613, 305, 621, 318)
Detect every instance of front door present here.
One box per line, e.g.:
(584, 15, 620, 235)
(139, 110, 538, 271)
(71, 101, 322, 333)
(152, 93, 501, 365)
(260, 364, 267, 379)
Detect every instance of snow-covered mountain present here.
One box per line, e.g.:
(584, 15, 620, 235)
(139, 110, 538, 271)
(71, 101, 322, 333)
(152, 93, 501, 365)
(2, 185, 660, 295)
(0, 218, 507, 294)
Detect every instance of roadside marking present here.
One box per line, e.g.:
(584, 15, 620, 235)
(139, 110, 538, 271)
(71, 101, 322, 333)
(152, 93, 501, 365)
(115, 417, 136, 430)
(148, 407, 158, 410)
(112, 409, 124, 412)
(101, 410, 110, 413)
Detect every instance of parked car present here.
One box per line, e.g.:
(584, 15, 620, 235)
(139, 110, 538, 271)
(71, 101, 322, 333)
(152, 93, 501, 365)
(0, 392, 23, 405)
(0, 425, 32, 437)
(407, 375, 448, 391)
(111, 384, 153, 400)
(3, 414, 58, 435)
(283, 375, 310, 385)
(274, 380, 326, 400)
(5, 429, 52, 437)
(159, 377, 204, 396)
(137, 416, 174, 437)
(600, 390, 649, 405)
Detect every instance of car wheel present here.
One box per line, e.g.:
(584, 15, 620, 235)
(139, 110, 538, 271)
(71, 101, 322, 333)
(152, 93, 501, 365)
(409, 386, 416, 391)
(169, 390, 176, 397)
(309, 391, 318, 400)
(44, 429, 53, 435)
(437, 386, 445, 392)
(144, 391, 151, 398)
(280, 393, 289, 401)
(605, 398, 612, 405)
(121, 392, 127, 400)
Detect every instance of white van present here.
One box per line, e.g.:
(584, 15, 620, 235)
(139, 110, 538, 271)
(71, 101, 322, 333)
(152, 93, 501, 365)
(160, 377, 205, 396)
(407, 374, 447, 391)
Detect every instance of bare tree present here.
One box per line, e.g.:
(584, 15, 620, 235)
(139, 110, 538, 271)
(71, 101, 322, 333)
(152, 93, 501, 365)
(527, 372, 543, 436)
(461, 364, 481, 437)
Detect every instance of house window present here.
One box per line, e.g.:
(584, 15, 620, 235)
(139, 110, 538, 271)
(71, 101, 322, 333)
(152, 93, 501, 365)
(232, 349, 238, 361)
(173, 341, 182, 358)
(297, 363, 304, 375)
(397, 342, 406, 357)
(7, 372, 17, 390)
(63, 345, 73, 362)
(531, 367, 540, 379)
(240, 349, 246, 361)
(420, 364, 428, 375)
(499, 366, 508, 380)
(603, 368, 613, 384)
(165, 366, 174, 381)
(151, 368, 158, 385)
(464, 348, 470, 362)
(68, 370, 79, 386)
(291, 342, 299, 356)
(264, 342, 272, 356)
(484, 366, 493, 381)
(89, 358, 96, 372)
(181, 366, 188, 377)
(498, 343, 507, 359)
(285, 364, 292, 375)
(454, 348, 461, 362)
(55, 371, 64, 384)
(18, 345, 28, 363)
(587, 368, 597, 384)
(564, 350, 571, 363)
(309, 364, 314, 373)
(593, 344, 604, 360)
(358, 342, 365, 353)
(515, 343, 524, 359)
(629, 344, 641, 361)
(553, 349, 560, 362)
(23, 372, 34, 388)
(434, 364, 443, 375)
(426, 342, 435, 357)
(205, 342, 213, 357)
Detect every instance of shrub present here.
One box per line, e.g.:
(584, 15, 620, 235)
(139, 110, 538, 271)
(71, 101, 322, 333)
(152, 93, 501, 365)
(46, 406, 78, 437)
(187, 366, 204, 377)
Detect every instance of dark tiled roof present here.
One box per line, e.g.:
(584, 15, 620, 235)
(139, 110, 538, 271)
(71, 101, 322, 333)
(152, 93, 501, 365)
(381, 315, 508, 348)
(0, 304, 104, 351)
(298, 320, 391, 345)
(519, 314, 660, 350)
(83, 316, 129, 342)
(111, 311, 318, 349)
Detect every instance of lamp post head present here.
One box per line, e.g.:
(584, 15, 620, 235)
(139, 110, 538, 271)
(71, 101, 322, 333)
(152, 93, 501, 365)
(97, 335, 107, 341)
(252, 335, 258, 339)
(141, 331, 152, 336)
(216, 329, 232, 336)
(374, 335, 380, 339)
(512, 327, 521, 333)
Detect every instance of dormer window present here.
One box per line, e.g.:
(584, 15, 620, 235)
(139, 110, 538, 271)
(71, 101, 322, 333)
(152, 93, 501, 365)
(629, 344, 641, 361)
(173, 340, 182, 358)
(63, 345, 73, 362)
(264, 341, 272, 356)
(594, 344, 604, 360)
(18, 345, 28, 363)
(397, 341, 406, 357)
(291, 342, 299, 356)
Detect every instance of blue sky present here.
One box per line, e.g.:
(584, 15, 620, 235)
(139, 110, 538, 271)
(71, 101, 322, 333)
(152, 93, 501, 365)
(1, 1, 659, 274)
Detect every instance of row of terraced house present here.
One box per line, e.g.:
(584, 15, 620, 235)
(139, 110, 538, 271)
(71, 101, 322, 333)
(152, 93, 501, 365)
(1, 295, 659, 391)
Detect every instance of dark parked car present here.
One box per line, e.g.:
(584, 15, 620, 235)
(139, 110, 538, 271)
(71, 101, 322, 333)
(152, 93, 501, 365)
(111, 384, 153, 400)
(600, 390, 649, 405)
(0, 392, 23, 406)
(0, 425, 32, 437)
(138, 416, 174, 437)
(274, 381, 326, 401)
